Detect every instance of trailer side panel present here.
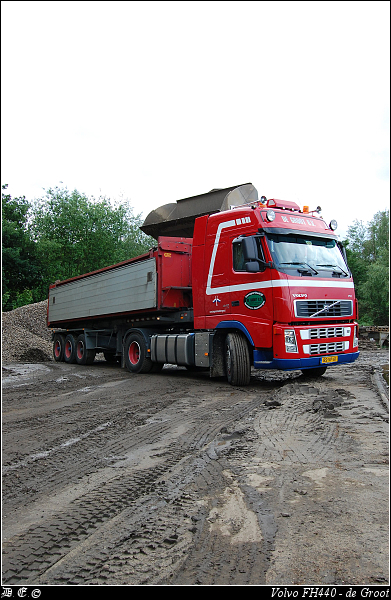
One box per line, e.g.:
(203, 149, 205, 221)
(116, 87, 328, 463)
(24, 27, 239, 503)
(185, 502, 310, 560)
(48, 258, 157, 326)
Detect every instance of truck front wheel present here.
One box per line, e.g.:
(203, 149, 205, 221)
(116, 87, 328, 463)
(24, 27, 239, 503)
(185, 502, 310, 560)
(301, 366, 327, 377)
(225, 332, 251, 386)
(124, 333, 154, 374)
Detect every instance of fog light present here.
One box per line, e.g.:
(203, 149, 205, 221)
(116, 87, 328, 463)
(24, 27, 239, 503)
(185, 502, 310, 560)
(284, 329, 298, 353)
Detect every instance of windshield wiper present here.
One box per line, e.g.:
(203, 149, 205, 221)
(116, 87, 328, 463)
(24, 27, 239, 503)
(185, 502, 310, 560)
(280, 262, 318, 275)
(316, 264, 349, 277)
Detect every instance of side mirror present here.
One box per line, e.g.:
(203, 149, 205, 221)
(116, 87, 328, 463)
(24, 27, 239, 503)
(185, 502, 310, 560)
(242, 236, 258, 261)
(245, 262, 261, 273)
(242, 236, 268, 272)
(338, 241, 348, 264)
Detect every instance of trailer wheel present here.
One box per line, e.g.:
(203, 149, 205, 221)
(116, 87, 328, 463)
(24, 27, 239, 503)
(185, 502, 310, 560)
(301, 366, 327, 377)
(76, 334, 95, 365)
(225, 332, 251, 386)
(124, 333, 154, 374)
(64, 334, 77, 364)
(53, 334, 65, 362)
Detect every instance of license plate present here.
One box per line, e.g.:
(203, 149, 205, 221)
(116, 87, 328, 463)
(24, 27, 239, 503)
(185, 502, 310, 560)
(321, 356, 338, 364)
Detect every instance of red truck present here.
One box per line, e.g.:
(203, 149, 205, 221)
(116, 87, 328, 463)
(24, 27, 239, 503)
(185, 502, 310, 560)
(47, 183, 359, 385)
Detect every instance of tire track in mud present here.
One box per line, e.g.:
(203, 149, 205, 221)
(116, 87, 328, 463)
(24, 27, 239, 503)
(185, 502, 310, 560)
(169, 363, 389, 586)
(2, 375, 274, 585)
(2, 357, 389, 586)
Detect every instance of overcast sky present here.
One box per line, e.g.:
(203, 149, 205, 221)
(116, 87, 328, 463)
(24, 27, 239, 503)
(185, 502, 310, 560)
(1, 0, 389, 239)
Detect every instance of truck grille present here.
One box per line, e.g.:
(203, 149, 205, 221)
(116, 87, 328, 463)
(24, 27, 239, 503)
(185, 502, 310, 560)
(309, 327, 344, 339)
(308, 342, 345, 355)
(295, 300, 353, 318)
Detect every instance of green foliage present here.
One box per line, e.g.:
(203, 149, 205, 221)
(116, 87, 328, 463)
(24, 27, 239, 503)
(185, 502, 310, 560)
(2, 185, 154, 310)
(30, 187, 154, 286)
(344, 209, 389, 326)
(1, 185, 43, 310)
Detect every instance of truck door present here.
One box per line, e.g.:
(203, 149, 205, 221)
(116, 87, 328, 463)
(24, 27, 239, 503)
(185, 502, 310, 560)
(229, 235, 274, 348)
(204, 236, 232, 318)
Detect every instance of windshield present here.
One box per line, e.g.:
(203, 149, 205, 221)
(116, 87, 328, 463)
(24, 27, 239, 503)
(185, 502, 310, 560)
(266, 233, 349, 277)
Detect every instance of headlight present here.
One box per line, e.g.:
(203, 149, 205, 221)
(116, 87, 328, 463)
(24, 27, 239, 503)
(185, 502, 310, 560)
(329, 219, 338, 231)
(266, 209, 276, 222)
(284, 329, 298, 353)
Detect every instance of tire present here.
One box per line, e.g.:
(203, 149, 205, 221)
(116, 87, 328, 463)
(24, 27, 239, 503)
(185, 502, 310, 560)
(225, 332, 251, 386)
(301, 366, 327, 377)
(53, 334, 65, 362)
(64, 334, 77, 364)
(76, 334, 95, 365)
(124, 333, 154, 374)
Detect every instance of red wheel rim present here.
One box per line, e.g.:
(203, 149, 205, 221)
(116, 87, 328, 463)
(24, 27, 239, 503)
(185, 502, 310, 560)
(77, 342, 84, 360)
(54, 341, 61, 358)
(128, 341, 140, 365)
(65, 341, 72, 359)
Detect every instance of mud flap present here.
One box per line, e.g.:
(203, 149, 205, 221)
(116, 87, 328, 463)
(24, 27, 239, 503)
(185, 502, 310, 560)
(209, 332, 225, 378)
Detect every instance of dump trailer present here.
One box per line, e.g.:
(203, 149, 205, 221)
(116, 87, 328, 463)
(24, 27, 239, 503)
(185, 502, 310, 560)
(48, 183, 359, 385)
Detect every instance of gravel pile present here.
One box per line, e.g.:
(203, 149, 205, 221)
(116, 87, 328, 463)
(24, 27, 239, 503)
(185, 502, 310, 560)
(2, 301, 53, 363)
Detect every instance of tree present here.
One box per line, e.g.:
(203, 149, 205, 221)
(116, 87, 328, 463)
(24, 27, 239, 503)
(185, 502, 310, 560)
(2, 185, 155, 310)
(1, 185, 42, 310)
(29, 186, 154, 297)
(344, 209, 389, 325)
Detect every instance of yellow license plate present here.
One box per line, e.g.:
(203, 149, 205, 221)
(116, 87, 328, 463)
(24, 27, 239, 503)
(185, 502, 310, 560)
(321, 356, 338, 364)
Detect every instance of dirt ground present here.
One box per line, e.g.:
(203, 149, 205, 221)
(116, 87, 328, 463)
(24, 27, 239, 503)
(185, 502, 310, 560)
(1, 346, 389, 587)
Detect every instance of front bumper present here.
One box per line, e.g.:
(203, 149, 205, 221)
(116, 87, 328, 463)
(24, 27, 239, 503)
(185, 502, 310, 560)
(253, 350, 360, 371)
(253, 322, 359, 371)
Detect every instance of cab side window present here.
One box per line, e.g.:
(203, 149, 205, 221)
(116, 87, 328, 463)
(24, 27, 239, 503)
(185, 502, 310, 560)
(233, 238, 265, 271)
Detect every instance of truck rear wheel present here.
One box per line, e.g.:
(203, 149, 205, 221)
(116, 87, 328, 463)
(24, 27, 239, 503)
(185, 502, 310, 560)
(124, 333, 154, 374)
(64, 334, 77, 364)
(225, 332, 251, 386)
(76, 334, 95, 365)
(53, 334, 65, 362)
